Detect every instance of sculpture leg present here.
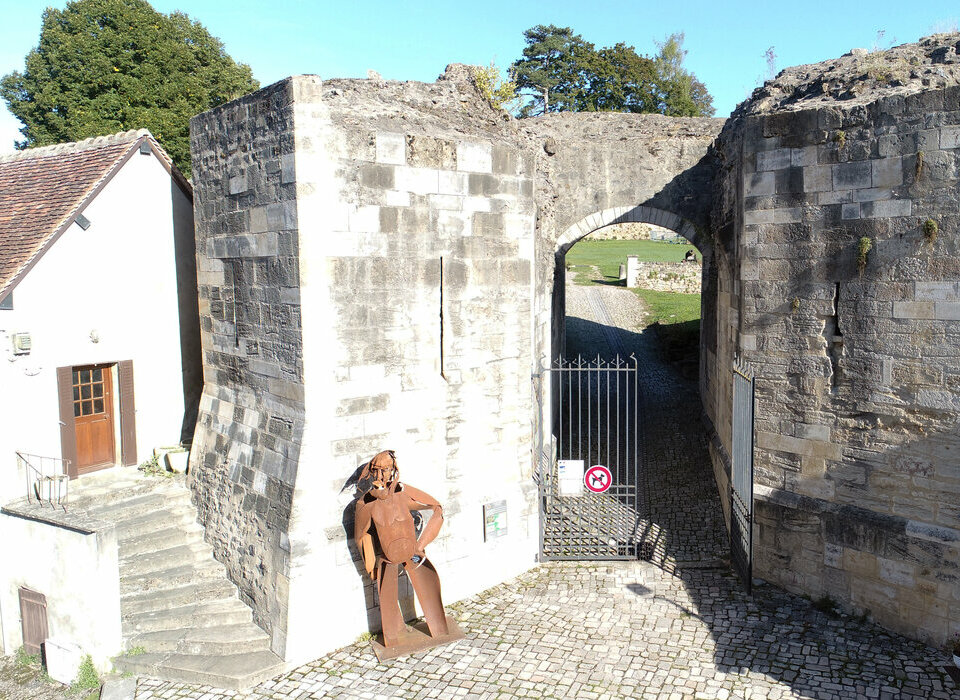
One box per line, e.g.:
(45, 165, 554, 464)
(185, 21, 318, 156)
(376, 561, 405, 647)
(405, 558, 448, 637)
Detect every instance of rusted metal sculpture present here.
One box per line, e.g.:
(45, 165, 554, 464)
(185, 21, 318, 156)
(355, 450, 458, 656)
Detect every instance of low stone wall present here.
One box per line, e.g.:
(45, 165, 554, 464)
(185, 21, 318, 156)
(586, 222, 683, 241)
(627, 261, 702, 294)
(754, 486, 959, 645)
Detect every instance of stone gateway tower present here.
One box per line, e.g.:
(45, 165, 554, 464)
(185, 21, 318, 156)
(188, 37, 959, 664)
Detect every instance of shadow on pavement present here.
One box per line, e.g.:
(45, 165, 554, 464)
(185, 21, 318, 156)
(564, 306, 957, 698)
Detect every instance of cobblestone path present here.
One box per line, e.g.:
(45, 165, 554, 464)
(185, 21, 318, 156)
(129, 282, 958, 699)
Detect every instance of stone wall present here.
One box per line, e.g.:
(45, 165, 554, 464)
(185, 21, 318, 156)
(189, 73, 724, 662)
(189, 79, 303, 652)
(627, 261, 702, 294)
(709, 59, 960, 644)
(188, 38, 960, 660)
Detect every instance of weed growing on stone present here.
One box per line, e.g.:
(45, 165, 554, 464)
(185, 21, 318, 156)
(915, 150, 925, 179)
(922, 218, 939, 248)
(833, 130, 846, 150)
(138, 454, 173, 478)
(126, 646, 146, 656)
(472, 62, 518, 112)
(857, 236, 872, 276)
(15, 646, 40, 667)
(791, 297, 801, 313)
(355, 631, 373, 643)
(812, 595, 840, 618)
(70, 654, 100, 696)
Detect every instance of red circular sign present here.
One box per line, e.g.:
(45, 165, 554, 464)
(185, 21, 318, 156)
(584, 465, 612, 493)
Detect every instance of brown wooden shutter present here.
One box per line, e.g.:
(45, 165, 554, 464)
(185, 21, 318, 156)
(18, 587, 48, 656)
(118, 360, 137, 466)
(56, 366, 78, 478)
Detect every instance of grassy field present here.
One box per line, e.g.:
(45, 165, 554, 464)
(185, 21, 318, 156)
(565, 239, 702, 372)
(565, 239, 699, 284)
(633, 288, 701, 326)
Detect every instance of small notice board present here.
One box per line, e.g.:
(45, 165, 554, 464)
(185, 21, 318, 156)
(558, 459, 585, 496)
(483, 500, 507, 541)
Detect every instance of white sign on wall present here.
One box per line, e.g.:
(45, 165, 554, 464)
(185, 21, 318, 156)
(558, 459, 584, 496)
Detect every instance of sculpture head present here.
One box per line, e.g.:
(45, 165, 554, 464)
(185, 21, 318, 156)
(364, 450, 399, 500)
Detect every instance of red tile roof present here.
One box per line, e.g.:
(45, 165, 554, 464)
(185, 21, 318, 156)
(0, 130, 189, 300)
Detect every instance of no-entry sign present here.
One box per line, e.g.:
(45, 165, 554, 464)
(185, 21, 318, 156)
(584, 465, 612, 493)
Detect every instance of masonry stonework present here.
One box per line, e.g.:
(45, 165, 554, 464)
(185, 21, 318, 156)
(188, 35, 960, 663)
(707, 36, 960, 646)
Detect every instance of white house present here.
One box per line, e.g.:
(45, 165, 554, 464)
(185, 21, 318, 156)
(0, 130, 201, 662)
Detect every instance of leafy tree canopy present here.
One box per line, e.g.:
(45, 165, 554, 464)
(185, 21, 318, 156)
(1, 0, 259, 176)
(511, 26, 714, 118)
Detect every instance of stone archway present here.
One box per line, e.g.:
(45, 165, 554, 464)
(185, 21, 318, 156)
(551, 204, 705, 369)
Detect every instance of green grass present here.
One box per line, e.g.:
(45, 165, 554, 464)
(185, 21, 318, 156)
(565, 239, 699, 283)
(633, 289, 701, 326)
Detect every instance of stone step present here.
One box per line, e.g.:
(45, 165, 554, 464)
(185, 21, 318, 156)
(112, 650, 283, 691)
(120, 542, 213, 577)
(126, 622, 271, 656)
(120, 559, 227, 595)
(68, 473, 189, 511)
(119, 521, 206, 558)
(78, 488, 193, 524)
(123, 597, 253, 634)
(114, 507, 199, 542)
(121, 579, 238, 615)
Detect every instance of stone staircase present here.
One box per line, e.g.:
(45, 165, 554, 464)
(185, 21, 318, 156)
(68, 469, 283, 689)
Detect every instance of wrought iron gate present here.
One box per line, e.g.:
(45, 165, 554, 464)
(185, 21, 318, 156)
(535, 355, 641, 560)
(731, 360, 755, 592)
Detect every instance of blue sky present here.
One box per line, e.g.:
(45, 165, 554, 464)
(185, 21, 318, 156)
(1, 0, 958, 153)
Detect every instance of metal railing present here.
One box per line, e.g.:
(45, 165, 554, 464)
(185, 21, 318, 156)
(17, 452, 70, 509)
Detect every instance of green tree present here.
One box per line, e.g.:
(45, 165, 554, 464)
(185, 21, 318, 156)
(586, 43, 659, 113)
(510, 25, 714, 118)
(510, 24, 597, 116)
(653, 33, 714, 117)
(1, 0, 259, 176)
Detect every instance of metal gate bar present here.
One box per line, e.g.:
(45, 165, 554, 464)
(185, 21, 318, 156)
(731, 360, 755, 592)
(537, 355, 641, 560)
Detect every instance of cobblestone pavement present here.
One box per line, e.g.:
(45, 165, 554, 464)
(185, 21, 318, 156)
(132, 281, 958, 699)
(136, 561, 957, 700)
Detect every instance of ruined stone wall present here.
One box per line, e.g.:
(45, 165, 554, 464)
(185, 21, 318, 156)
(189, 79, 303, 651)
(519, 113, 722, 369)
(714, 82, 960, 644)
(628, 261, 702, 294)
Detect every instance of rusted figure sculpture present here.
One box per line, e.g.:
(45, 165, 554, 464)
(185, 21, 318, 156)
(354, 450, 450, 650)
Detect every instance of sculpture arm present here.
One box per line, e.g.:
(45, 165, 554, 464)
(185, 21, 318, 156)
(403, 485, 444, 554)
(354, 501, 377, 579)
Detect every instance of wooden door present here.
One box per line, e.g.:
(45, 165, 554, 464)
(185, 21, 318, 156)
(72, 364, 116, 474)
(18, 588, 48, 657)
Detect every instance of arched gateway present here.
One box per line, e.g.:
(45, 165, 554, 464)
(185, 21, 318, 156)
(188, 37, 960, 665)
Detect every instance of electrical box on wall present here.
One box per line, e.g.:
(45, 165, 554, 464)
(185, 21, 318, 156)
(11, 332, 31, 355)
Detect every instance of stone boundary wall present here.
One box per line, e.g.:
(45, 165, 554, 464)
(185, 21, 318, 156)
(627, 261, 702, 294)
(713, 86, 960, 645)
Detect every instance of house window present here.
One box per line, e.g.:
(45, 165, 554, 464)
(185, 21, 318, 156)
(72, 367, 107, 417)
